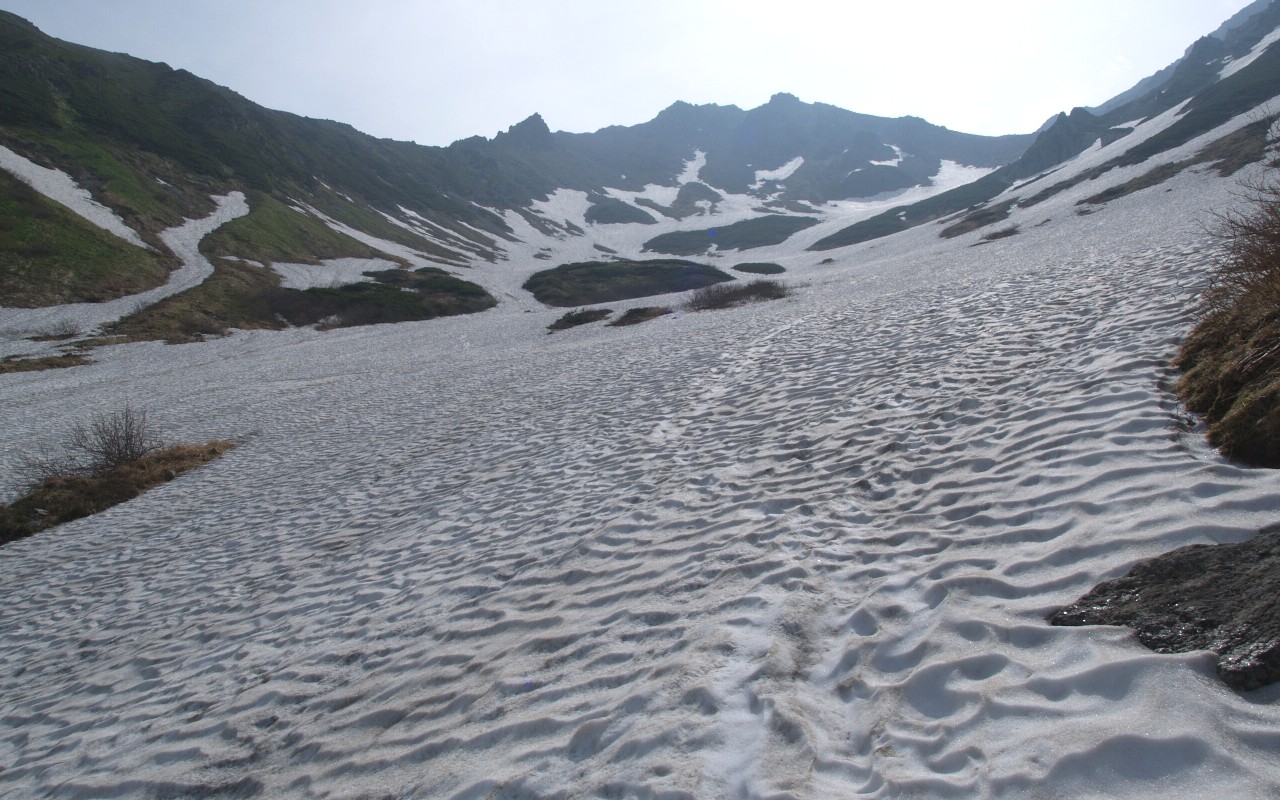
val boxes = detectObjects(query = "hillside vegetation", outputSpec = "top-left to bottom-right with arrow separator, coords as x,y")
524,259 -> 732,306
643,215 -> 820,255
1177,164 -> 1280,466
0,169 -> 178,306
109,263 -> 495,343
0,9 -> 508,300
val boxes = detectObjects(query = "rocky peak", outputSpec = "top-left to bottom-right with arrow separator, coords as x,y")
494,112 -> 553,147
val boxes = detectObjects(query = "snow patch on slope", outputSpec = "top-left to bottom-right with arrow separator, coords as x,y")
0,144 -> 152,250
605,183 -> 680,206
775,160 -> 996,254
598,151 -> 711,209
870,145 -> 905,167
267,258 -> 395,290
678,149 -> 708,184
1220,25 -> 1280,79
529,189 -> 593,230
753,156 -> 805,187
0,192 -> 247,348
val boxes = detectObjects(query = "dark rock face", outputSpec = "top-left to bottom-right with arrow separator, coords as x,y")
1049,527 -> 1280,691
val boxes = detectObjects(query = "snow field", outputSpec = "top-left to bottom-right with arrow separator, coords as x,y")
4,90 -> 1280,797
2,159 -> 1280,797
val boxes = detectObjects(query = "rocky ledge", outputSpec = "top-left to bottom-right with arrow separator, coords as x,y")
1049,526 -> 1280,691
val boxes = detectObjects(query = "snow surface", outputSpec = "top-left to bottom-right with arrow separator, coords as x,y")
0,145 -> 152,250
3,115 -> 1280,800
752,156 -> 805,186
0,192 -> 247,349
870,145 -> 905,167
1219,26 -> 1280,79
266,257 -> 395,290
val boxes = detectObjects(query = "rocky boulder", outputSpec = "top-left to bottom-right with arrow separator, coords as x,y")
1049,526 -> 1280,691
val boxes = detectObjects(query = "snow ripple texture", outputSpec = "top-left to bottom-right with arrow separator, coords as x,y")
3,199 -> 1280,796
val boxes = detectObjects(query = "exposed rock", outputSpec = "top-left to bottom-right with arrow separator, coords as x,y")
1049,526 -> 1280,691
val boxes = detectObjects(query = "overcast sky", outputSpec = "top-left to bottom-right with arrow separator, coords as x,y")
0,0 -> 1260,146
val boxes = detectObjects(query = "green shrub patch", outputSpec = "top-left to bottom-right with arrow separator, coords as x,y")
732,262 -> 786,275
524,259 -> 731,307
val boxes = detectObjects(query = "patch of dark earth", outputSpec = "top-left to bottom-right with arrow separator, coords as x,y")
1050,525 -> 1280,691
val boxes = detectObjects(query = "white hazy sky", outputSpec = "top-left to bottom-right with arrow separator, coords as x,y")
0,0 -> 1260,146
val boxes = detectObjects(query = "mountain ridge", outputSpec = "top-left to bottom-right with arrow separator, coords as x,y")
808,0 -> 1280,251
1,4 -> 1277,337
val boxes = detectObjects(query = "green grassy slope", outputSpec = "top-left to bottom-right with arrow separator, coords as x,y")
0,169 -> 176,306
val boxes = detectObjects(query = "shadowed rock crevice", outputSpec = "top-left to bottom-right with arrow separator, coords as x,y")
1049,526 -> 1280,691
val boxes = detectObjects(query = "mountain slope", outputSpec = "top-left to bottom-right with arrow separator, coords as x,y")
810,0 -> 1280,251
5,6 -> 1280,798
2,4 -> 1276,354
0,10 -> 509,303
3,127 -> 1279,800
0,9 -> 1037,317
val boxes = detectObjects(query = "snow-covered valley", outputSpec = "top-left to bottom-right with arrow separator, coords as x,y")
3,125 -> 1280,798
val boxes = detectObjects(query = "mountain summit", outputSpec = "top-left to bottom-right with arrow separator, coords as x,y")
494,112 -> 554,148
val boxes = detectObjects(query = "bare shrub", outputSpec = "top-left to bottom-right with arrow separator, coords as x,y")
1200,169 -> 1280,319
979,225 -> 1020,242
19,404 -> 161,486
33,318 -> 83,340
1176,162 -> 1280,466
685,279 -> 789,311
16,438 -> 80,486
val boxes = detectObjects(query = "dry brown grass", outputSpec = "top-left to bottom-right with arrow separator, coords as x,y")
1,441 -> 235,546
1176,165 -> 1280,466
547,308 -> 612,332
0,353 -> 93,373
685,280 -> 789,311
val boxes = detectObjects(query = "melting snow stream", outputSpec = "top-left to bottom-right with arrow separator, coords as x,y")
3,183 -> 1280,798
